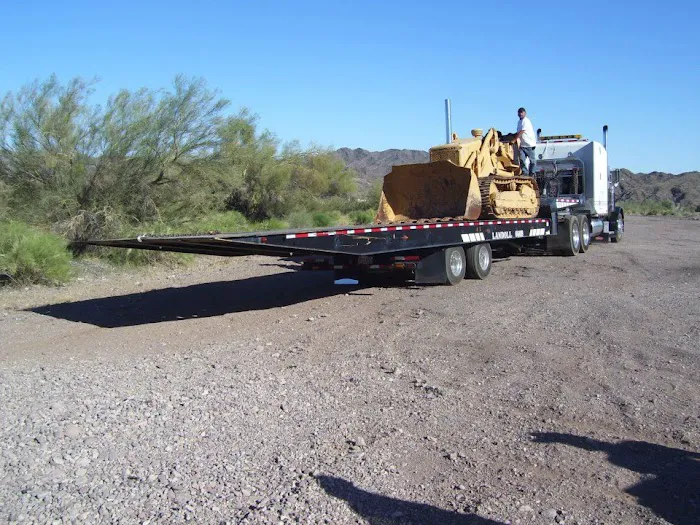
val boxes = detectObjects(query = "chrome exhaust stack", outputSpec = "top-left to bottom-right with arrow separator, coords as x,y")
603,125 -> 608,150
444,99 -> 452,144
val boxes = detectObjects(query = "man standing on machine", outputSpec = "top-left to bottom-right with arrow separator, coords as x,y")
514,107 -> 536,176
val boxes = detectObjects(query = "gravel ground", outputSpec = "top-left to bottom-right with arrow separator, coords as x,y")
0,215 -> 698,525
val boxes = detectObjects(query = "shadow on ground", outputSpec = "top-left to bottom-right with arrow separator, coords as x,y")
531,432 -> 700,525
29,271 -> 369,328
317,475 -> 505,525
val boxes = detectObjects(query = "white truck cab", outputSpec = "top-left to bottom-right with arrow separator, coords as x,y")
531,127 -> 624,246
534,136 -> 610,216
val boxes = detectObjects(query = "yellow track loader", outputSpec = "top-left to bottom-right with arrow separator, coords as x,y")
375,128 -> 539,223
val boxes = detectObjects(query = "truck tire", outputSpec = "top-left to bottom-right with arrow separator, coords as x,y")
578,215 -> 591,253
465,243 -> 492,280
611,213 -> 624,243
551,215 -> 580,256
444,246 -> 466,285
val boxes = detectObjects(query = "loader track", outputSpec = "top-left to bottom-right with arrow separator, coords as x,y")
479,174 -> 539,219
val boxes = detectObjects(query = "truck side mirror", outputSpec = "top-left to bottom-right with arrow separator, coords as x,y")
611,169 -> 621,187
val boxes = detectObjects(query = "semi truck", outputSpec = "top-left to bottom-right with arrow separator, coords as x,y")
85,126 -> 624,287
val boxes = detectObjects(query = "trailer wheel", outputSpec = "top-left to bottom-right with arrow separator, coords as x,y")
551,215 -> 580,256
611,213 -> 624,243
578,215 -> 591,253
465,243 -> 492,280
444,246 -> 466,285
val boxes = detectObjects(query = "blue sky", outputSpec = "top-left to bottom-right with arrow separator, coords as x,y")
2,0 -> 698,173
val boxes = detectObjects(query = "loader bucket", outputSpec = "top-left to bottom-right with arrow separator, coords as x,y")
375,160 -> 482,224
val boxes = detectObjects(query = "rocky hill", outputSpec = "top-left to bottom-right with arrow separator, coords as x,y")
336,148 -> 700,209
617,169 -> 700,209
335,147 -> 428,188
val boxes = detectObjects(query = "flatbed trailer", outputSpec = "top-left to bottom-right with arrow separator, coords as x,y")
85,214 -> 569,286
84,126 -> 625,286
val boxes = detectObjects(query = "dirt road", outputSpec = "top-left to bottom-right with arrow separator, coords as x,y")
1,215 -> 698,524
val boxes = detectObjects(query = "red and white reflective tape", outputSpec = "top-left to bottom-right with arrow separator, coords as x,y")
284,219 -> 549,240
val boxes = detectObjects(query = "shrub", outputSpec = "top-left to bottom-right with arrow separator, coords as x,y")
182,211 -> 250,234
181,211 -> 289,234
82,212 -> 289,266
254,218 -> 289,231
0,181 -> 9,221
366,179 -> 384,210
0,221 -> 72,285
88,220 -> 193,267
311,196 -> 373,214
286,211 -> 314,228
623,200 -> 694,217
312,211 -> 342,227
1,75 -> 369,258
349,209 -> 376,225
95,245 -> 192,267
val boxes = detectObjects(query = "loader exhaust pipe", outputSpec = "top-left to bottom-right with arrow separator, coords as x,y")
445,99 -> 452,144
603,125 -> 608,150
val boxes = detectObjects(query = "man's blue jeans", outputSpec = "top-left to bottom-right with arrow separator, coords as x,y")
519,146 -> 536,176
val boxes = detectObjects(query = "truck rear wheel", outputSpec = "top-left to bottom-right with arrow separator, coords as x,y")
465,243 -> 492,280
579,215 -> 591,253
444,246 -> 466,285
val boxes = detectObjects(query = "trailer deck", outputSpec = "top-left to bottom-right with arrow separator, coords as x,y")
84,217 -> 552,258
